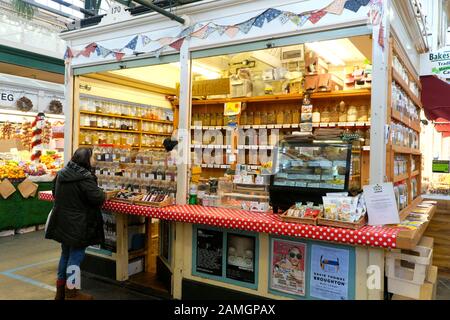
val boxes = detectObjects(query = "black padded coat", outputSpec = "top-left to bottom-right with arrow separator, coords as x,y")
45,161 -> 105,248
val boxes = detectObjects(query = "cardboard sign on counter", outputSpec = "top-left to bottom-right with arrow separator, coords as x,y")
17,179 -> 38,199
0,179 -> 16,199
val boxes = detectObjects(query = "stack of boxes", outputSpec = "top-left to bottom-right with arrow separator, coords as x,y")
386,236 -> 438,300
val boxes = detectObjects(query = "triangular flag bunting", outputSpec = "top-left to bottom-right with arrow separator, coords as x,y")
114,52 -> 125,61
309,10 -> 327,24
324,0 -> 346,15
178,25 -> 197,38
98,46 -> 112,58
169,37 -> 185,51
216,25 -> 228,36
158,37 -> 175,46
64,47 -> 73,60
279,12 -> 291,24
289,14 -> 301,26
191,24 -> 209,39
344,0 -> 362,13
264,8 -> 282,23
141,35 -> 149,47
225,26 -> 239,38
378,21 -> 385,49
125,35 -> 139,50
253,12 -> 267,28
237,17 -> 256,34
85,43 -> 97,54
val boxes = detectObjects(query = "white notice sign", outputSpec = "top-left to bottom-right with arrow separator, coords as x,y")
363,183 -> 400,225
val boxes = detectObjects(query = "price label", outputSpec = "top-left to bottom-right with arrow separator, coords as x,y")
320,123 -> 328,128
338,122 -> 346,127
356,122 -> 365,126
207,164 -> 213,168
313,123 -> 320,127
328,123 -> 336,127
275,125 -> 282,129
214,145 -> 221,149
282,124 -> 291,128
238,145 -> 244,149
346,122 -> 356,127
260,145 -> 267,150
292,124 -> 299,128
244,125 -> 251,129
267,125 -> 275,129
249,145 -> 257,150
120,156 -> 126,162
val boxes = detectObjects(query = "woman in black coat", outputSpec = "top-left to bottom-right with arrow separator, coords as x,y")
46,147 -> 106,300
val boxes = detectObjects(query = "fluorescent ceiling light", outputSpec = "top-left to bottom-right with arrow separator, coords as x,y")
306,42 -> 346,66
172,62 -> 221,80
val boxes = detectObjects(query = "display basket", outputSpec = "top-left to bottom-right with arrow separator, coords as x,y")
133,196 -> 174,208
317,214 -> 367,229
110,193 -> 142,204
280,213 -> 318,226
104,190 -> 119,199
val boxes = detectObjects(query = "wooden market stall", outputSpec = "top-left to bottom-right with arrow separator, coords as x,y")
46,0 -> 440,300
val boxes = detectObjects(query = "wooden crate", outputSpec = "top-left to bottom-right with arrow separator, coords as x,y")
280,214 -> 318,226
133,197 -> 173,207
388,265 -> 438,300
317,215 -> 367,230
386,236 -> 433,285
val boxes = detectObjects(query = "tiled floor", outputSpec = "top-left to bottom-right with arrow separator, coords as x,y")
1,230 -> 449,300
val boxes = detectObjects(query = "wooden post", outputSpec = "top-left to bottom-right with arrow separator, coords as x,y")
176,39 -> 192,205
115,213 -> 129,281
145,217 -> 152,273
355,247 -> 369,300
172,222 -> 185,299
368,248 -> 385,300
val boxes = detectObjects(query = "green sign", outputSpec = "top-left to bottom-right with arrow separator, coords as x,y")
432,160 -> 450,173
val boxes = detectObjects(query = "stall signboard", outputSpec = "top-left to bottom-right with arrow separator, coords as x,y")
432,160 -> 450,173
196,228 -> 223,277
0,87 -> 38,110
310,244 -> 350,300
421,46 -> 450,80
270,239 -> 306,297
226,233 -> 256,284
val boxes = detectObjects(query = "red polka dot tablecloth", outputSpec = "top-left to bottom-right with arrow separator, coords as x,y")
39,191 -> 399,249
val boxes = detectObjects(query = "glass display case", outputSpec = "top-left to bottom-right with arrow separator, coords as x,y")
269,137 -> 352,212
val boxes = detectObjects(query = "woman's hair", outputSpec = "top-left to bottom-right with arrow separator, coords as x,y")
71,147 -> 93,171
163,137 -> 178,152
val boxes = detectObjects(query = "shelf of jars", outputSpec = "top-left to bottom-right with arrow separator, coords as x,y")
79,110 -> 173,125
175,89 -> 372,106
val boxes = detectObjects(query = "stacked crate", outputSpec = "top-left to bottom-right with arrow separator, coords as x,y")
386,237 -> 438,300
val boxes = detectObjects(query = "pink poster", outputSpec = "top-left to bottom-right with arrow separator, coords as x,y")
270,239 -> 306,296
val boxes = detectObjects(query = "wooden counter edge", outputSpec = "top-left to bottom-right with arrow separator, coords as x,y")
396,205 -> 437,250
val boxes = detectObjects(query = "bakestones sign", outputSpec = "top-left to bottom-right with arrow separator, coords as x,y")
421,46 -> 450,80
310,244 -> 350,300
432,160 -> 450,173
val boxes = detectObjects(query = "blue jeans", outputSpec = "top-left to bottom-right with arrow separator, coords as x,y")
57,244 -> 86,281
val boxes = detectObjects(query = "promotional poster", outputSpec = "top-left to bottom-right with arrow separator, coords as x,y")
270,239 -> 306,296
310,244 -> 350,300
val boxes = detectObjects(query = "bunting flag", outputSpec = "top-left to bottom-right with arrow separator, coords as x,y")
265,8 -> 283,22
324,0 -> 346,15
309,10 -> 327,24
378,21 -> 385,49
344,0 -> 370,13
125,35 -> 139,50
63,47 -> 74,60
237,17 -> 256,34
252,12 -> 267,28
279,12 -> 291,24
169,37 -> 185,51
141,35 -> 151,46
225,26 -> 239,38
65,1 -> 374,63
216,25 -> 228,36
158,37 -> 175,46
154,47 -> 165,59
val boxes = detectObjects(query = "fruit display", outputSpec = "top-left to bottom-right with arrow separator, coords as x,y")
0,161 -> 26,179
22,163 -> 48,176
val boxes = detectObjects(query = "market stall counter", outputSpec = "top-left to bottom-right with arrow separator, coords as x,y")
39,191 -> 436,300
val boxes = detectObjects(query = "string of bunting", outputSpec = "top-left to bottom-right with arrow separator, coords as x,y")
64,0 -> 380,62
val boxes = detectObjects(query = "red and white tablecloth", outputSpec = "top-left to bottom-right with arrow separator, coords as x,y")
39,191 -> 399,249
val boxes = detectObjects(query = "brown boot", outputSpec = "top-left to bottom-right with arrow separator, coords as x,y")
55,280 -> 66,300
65,287 -> 94,300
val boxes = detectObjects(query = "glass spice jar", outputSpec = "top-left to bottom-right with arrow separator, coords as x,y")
248,112 -> 254,125
312,108 -> 321,123
203,113 -> 211,126
240,111 -> 247,126
210,112 -> 217,126
261,111 -> 268,125
321,106 -> 330,123
358,105 -> 369,122
254,112 -> 261,125
276,110 -> 284,124
268,111 -> 276,125
284,109 -> 292,124
292,109 -> 300,124
347,105 -> 358,122
338,101 -> 347,122
329,104 -> 339,123
216,113 -> 223,126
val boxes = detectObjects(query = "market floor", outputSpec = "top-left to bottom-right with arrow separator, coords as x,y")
1,230 -> 450,300
0,230 -> 157,300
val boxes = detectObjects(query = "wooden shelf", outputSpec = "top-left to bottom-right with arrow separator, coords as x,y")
391,109 -> 421,133
392,145 -> 421,155
397,199 -> 437,249
80,111 -> 173,124
175,89 -> 371,106
129,248 -> 148,260
393,173 -> 409,183
80,126 -> 141,134
411,170 -> 420,177
141,131 -> 172,136
191,122 -> 370,130
392,70 -> 423,108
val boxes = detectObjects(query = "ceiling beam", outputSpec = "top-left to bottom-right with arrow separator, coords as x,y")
131,0 -> 185,24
